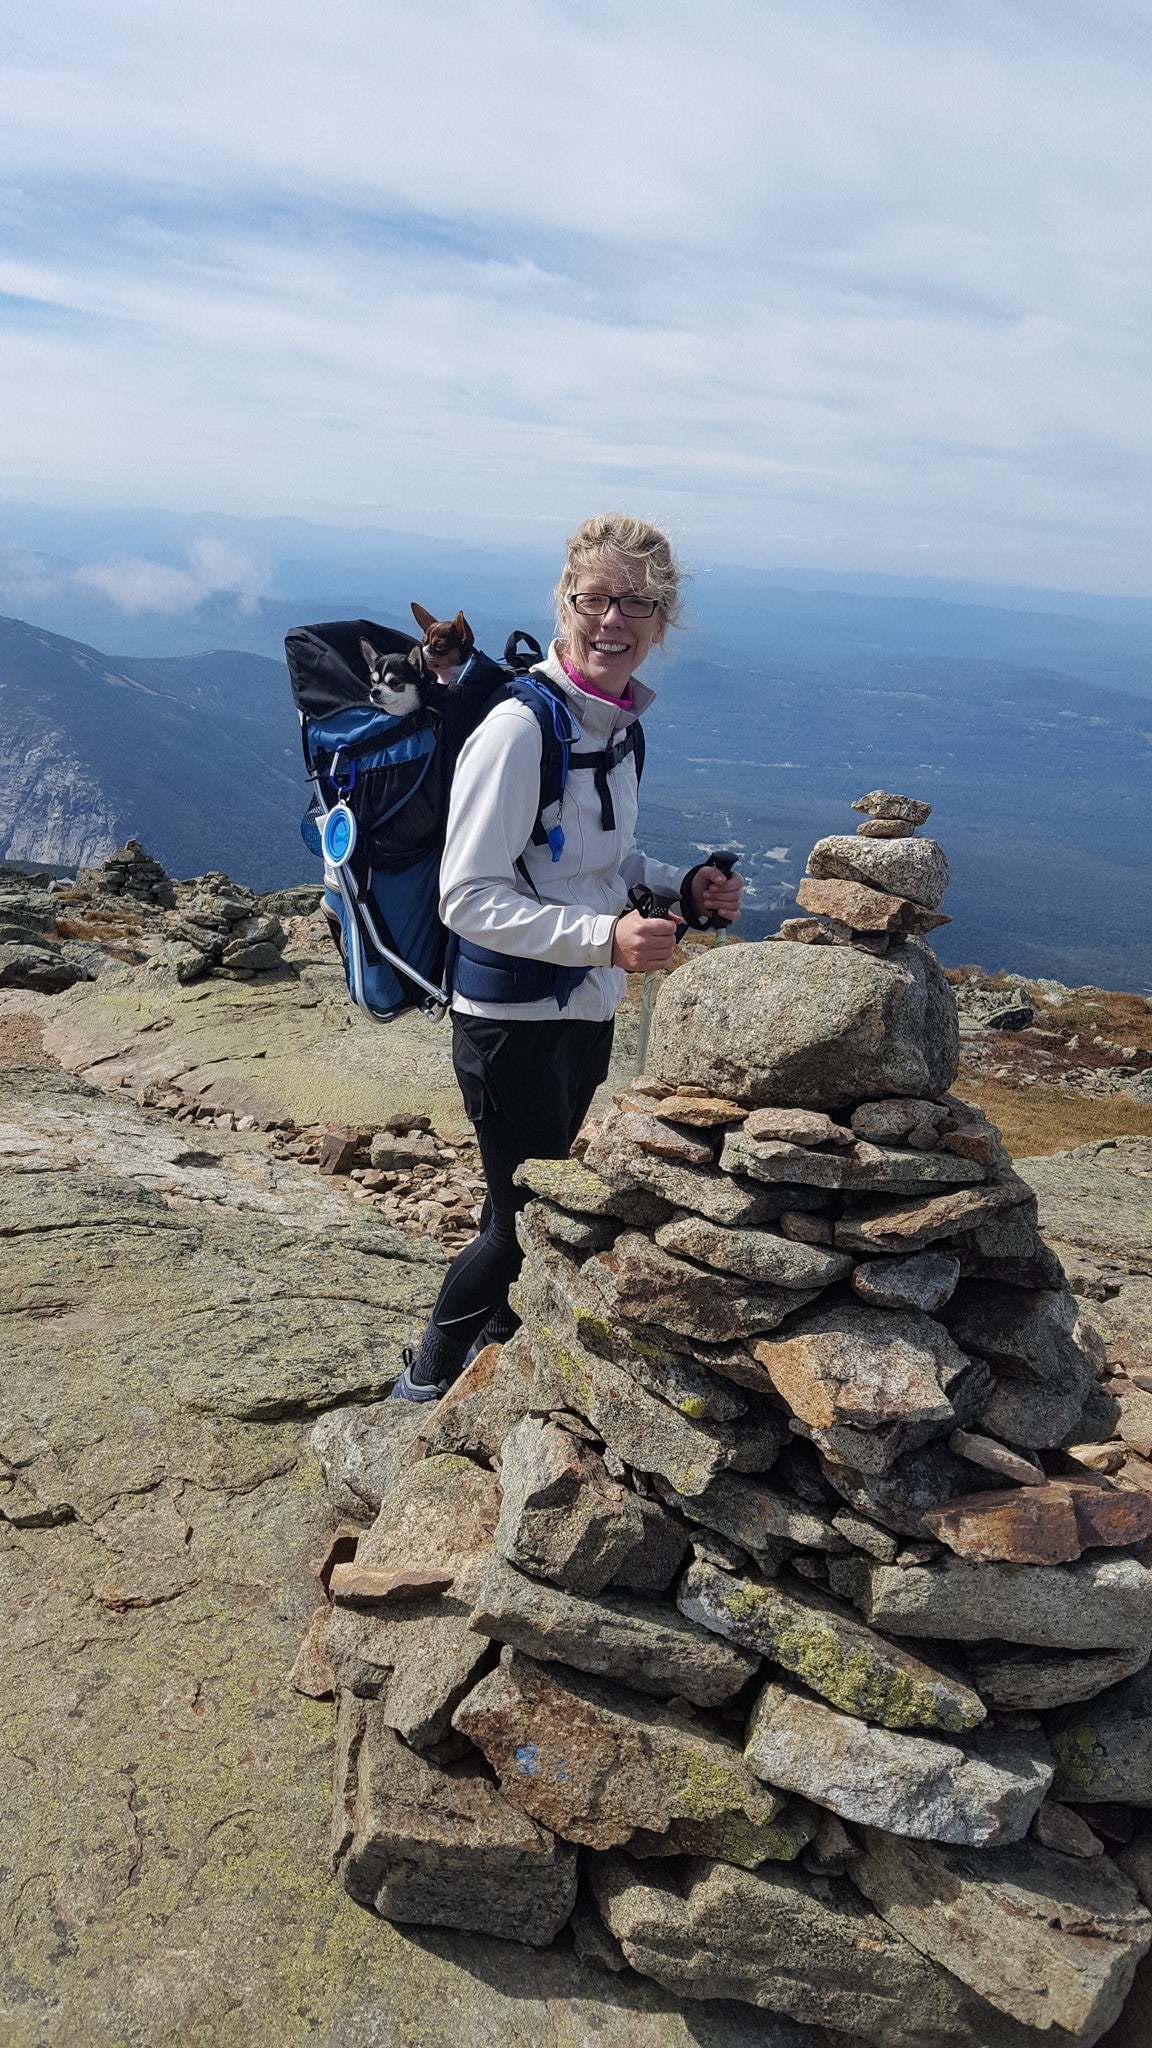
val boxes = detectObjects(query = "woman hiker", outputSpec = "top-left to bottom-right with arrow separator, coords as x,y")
390,513 -> 744,1403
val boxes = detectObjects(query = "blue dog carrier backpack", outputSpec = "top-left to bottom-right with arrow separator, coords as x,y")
286,619 -> 461,1021
285,617 -> 646,1023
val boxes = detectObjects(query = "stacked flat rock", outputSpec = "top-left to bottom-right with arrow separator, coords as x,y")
301,815 -> 1152,2047
159,871 -> 286,980
783,789 -> 950,956
76,836 -> 177,907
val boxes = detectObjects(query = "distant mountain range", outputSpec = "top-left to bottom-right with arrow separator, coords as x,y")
2,500 -> 1150,693
2,576 -> 1150,989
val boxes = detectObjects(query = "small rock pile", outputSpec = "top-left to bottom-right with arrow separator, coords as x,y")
270,1112 -> 486,1247
782,788 -> 948,954
157,869 -> 287,981
298,795 -> 1152,2048
76,834 -> 176,907
0,843 -> 308,990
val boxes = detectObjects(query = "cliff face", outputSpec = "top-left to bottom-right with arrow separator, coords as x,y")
0,714 -> 119,866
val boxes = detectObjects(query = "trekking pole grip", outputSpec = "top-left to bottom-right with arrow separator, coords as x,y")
704,849 -> 740,933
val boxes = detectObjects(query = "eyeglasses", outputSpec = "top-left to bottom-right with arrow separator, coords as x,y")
568,591 -> 660,619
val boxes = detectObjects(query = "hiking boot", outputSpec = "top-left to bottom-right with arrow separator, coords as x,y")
387,1347 -> 449,1404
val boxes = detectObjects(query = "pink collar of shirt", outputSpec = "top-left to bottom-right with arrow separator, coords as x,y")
559,650 -> 634,709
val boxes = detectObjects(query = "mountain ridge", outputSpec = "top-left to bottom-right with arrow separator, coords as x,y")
0,613 -> 307,883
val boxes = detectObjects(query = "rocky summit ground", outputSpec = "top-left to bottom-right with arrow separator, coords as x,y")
1,1052 -> 789,2048
4,1060 -> 1151,2048
3,854 -> 1152,2047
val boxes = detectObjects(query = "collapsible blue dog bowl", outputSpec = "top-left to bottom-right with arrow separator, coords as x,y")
321,803 -> 357,869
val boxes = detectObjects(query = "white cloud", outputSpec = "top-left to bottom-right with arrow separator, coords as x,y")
72,540 -> 268,613
0,535 -> 268,615
1,1 -> 1150,588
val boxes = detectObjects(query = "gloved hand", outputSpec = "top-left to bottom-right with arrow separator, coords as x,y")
690,861 -> 744,926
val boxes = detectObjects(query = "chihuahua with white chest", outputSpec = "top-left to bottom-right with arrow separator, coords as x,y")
359,640 -> 427,719
360,603 -> 476,718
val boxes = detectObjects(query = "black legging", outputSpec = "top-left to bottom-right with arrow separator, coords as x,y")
429,1012 -> 614,1346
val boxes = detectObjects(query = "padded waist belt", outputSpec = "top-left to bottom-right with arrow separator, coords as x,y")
449,935 -> 589,1012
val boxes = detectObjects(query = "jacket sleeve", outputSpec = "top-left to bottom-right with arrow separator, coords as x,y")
439,704 -> 618,965
618,845 -> 692,904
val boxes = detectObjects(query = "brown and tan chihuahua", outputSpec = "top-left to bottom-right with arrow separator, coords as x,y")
410,602 -> 475,684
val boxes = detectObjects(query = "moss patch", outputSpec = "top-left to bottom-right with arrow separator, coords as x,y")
1050,1719 -> 1120,1801
718,1581 -> 979,1731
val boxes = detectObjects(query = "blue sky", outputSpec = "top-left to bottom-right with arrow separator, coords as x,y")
2,0 -> 1151,594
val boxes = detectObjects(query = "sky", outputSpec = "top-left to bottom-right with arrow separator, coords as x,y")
1,0 -> 1151,595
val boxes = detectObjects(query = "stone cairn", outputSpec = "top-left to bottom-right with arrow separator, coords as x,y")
76,834 -> 176,907
300,794 -> 1152,2048
0,841 -> 301,991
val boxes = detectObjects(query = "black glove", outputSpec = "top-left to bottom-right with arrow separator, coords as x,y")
678,850 -> 740,932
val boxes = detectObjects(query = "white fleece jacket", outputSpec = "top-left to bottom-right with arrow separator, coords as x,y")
439,642 -> 689,1022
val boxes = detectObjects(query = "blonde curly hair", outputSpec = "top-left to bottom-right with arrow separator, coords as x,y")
553,514 -> 686,639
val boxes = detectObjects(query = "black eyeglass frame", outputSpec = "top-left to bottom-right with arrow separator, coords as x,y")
567,591 -> 661,619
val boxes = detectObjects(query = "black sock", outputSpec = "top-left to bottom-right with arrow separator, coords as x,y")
407,1321 -> 470,1388
475,1303 -> 520,1349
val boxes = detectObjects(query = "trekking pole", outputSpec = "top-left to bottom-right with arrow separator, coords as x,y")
628,883 -> 667,1077
635,970 -> 658,1075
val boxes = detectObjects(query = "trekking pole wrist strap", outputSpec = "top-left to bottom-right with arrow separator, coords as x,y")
678,863 -> 714,930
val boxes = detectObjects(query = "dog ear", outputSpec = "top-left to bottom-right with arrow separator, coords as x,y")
359,636 -> 380,672
453,611 -> 472,640
410,602 -> 435,632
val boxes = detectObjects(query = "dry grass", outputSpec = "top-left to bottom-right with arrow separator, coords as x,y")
53,913 -> 145,942
955,1067 -> 1152,1158
1031,987 -> 1152,1055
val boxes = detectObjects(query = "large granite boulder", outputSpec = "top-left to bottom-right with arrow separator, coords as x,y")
647,938 -> 958,1110
1018,1138 -> 1152,1280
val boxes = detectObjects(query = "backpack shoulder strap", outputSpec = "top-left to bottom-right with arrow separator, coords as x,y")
494,666 -> 644,871
502,672 -> 578,855
566,717 -> 645,833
